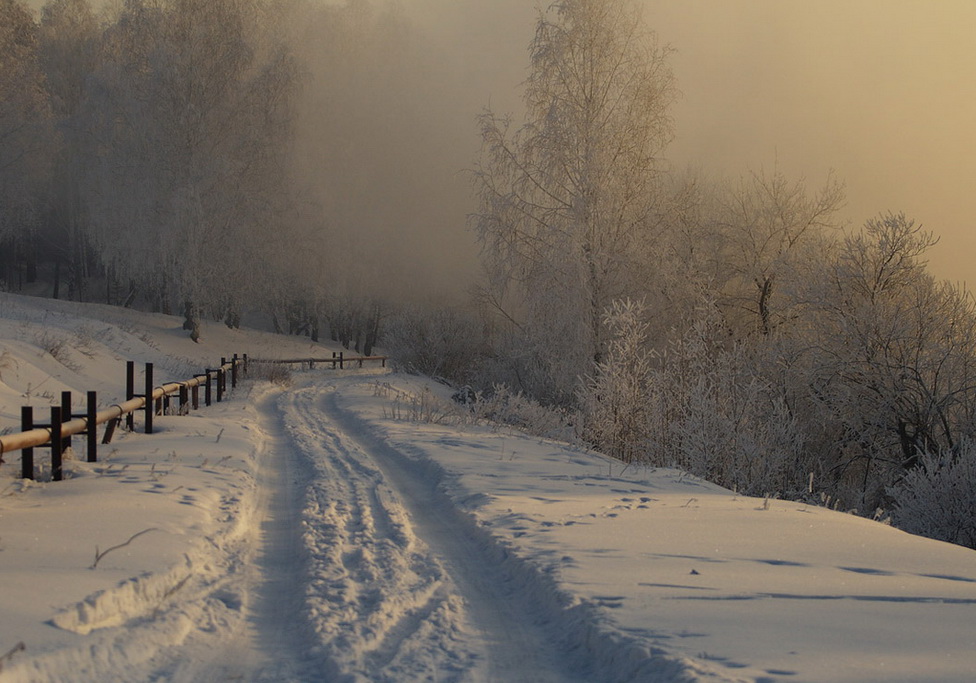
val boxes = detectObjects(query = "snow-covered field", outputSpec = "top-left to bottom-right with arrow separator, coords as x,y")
1,292 -> 974,682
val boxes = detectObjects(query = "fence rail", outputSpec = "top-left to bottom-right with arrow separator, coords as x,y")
249,352 -> 387,370
0,354 -> 246,481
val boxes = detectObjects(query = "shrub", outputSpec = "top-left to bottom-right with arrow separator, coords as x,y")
890,443 -> 976,549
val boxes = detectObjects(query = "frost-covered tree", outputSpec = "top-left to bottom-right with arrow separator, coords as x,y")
82,0 -> 298,328
716,168 -> 844,336
0,0 -> 54,284
891,442 -> 976,549
803,213 -> 976,507
578,299 -> 655,463
472,0 -> 676,404
37,0 -> 101,298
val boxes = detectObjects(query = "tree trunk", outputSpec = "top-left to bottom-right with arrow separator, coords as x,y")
364,307 -> 380,356
52,259 -> 61,299
183,300 -> 201,342
757,275 -> 774,336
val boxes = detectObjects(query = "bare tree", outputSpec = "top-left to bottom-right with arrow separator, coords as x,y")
38,0 -> 100,298
0,0 -> 54,285
716,168 -> 845,336
82,0 -> 298,328
472,0 -> 676,403
808,213 -> 976,507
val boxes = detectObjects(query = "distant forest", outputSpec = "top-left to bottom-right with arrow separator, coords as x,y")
3,0 -> 975,548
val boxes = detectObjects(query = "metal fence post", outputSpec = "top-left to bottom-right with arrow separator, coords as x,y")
145,362 -> 154,434
126,360 -> 135,431
61,391 -> 72,454
21,406 -> 33,481
218,358 -> 225,402
87,391 -> 97,462
51,406 -> 63,482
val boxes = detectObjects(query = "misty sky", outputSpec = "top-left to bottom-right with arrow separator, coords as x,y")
422,0 -> 974,285
642,0 -> 976,286
28,0 -> 974,285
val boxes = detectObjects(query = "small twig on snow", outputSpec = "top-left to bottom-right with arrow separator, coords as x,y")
0,641 -> 26,672
91,528 -> 159,569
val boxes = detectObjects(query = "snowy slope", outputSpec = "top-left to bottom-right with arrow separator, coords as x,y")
1,292 -> 975,682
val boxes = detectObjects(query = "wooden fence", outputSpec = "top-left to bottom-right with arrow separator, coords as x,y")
249,351 -> 387,370
0,354 -> 247,482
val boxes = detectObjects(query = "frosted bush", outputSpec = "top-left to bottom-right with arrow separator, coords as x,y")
578,300 -> 655,463
469,384 -> 573,440
890,443 -> 976,549
384,306 -> 485,384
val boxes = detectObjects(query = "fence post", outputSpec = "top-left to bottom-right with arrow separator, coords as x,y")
179,383 -> 188,415
205,371 -> 213,406
61,391 -> 72,454
339,352 -> 344,370
87,391 -> 97,462
126,360 -> 135,431
21,406 -> 33,481
218,358 -> 225,402
231,354 -> 238,388
193,376 -> 202,410
243,353 -> 248,376
102,418 -> 118,445
51,406 -> 63,482
145,362 -> 154,434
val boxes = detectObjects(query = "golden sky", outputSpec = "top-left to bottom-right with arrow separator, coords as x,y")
26,0 -> 976,285
644,0 -> 976,285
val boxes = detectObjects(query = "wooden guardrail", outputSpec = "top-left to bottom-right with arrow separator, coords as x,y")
0,354 -> 247,482
249,351 -> 387,370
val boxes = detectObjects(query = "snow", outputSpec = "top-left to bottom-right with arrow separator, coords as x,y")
1,291 -> 975,681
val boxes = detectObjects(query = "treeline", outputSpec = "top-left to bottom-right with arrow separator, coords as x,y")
387,0 -> 976,549
4,0 -> 975,548
0,0 -> 458,353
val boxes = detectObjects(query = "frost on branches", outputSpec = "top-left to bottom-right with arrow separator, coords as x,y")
892,442 -> 976,549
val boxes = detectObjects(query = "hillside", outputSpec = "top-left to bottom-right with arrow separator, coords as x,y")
0,292 -> 974,682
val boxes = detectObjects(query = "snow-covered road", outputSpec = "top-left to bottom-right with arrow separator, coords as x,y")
316,385 -> 593,682
234,380 -> 601,682
3,295 -> 976,683
123,375 -> 714,682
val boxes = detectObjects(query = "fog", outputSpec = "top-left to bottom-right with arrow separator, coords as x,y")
405,0 -> 975,285
643,0 -> 976,285
22,0 -> 975,288
14,0 -> 976,559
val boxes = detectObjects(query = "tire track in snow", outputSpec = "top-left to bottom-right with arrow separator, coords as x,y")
124,387 -> 330,683
283,383 -> 478,681
317,382 -> 596,683
245,387 -> 334,681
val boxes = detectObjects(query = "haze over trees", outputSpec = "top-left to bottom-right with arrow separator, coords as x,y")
2,0 -> 975,549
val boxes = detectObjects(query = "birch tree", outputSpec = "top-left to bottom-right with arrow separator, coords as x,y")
808,213 -> 976,507
38,0 -> 100,298
0,0 -> 54,284
717,168 -> 844,336
472,0 -> 675,403
83,0 -> 297,328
